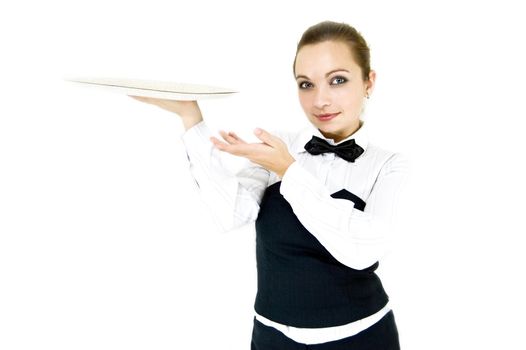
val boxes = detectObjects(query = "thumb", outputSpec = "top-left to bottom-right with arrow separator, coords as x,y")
254,128 -> 279,147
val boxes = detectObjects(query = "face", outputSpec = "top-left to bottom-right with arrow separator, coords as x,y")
294,40 -> 376,143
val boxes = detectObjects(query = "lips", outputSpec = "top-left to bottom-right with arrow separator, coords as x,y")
316,112 -> 340,121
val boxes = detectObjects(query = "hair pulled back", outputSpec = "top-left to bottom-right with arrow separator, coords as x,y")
293,21 -> 371,82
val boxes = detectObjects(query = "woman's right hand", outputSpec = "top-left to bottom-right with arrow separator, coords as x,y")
128,95 -> 203,130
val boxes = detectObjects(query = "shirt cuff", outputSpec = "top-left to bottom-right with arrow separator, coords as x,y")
180,120 -> 215,162
279,160 -> 313,201
180,119 -> 208,145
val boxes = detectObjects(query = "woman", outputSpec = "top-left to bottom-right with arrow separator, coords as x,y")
131,20 -> 409,350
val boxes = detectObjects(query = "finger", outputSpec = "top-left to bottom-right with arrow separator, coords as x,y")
129,95 -> 152,103
254,128 -> 280,148
228,131 -> 247,144
218,130 -> 240,145
210,136 -> 244,153
210,136 -> 259,157
210,137 -> 234,153
220,130 -> 246,145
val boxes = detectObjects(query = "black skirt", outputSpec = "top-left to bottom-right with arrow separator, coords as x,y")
250,310 -> 400,350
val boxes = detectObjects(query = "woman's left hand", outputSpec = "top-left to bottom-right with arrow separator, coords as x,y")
210,128 -> 296,178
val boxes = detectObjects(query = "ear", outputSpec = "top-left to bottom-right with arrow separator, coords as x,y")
366,69 -> 376,96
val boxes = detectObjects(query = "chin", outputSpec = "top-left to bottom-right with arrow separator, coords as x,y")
316,121 -> 338,130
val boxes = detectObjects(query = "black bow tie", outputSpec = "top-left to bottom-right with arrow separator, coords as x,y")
304,136 -> 364,162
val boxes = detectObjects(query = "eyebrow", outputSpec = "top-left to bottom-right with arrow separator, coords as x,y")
295,69 -> 350,80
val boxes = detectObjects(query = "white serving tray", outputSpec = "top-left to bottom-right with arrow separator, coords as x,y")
65,77 -> 238,100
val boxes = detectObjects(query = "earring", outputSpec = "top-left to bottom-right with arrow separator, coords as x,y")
365,92 -> 370,99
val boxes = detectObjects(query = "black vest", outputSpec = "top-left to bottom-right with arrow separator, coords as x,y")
254,181 -> 389,328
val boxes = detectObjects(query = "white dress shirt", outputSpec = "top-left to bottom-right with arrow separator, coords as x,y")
180,118 -> 410,345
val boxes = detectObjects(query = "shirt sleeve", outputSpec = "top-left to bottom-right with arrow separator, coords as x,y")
279,153 -> 411,270
180,120 -> 270,233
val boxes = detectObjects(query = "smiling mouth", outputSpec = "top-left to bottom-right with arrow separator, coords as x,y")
316,112 -> 340,121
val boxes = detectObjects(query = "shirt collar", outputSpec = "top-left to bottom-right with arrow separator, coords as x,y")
292,119 -> 369,155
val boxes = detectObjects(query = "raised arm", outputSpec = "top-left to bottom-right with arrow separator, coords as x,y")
128,96 -> 270,233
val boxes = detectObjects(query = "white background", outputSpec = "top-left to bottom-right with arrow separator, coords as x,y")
1,1 -> 525,349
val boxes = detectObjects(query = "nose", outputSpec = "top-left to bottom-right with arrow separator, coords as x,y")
313,85 -> 331,110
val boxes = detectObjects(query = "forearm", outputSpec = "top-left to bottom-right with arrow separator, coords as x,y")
279,154 -> 410,269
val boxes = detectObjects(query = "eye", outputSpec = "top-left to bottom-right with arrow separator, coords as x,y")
331,76 -> 347,85
298,81 -> 312,89
298,76 -> 347,89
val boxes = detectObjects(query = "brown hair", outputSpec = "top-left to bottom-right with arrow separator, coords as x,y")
292,20 -> 371,82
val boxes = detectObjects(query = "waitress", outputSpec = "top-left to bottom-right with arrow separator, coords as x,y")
131,20 -> 409,350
